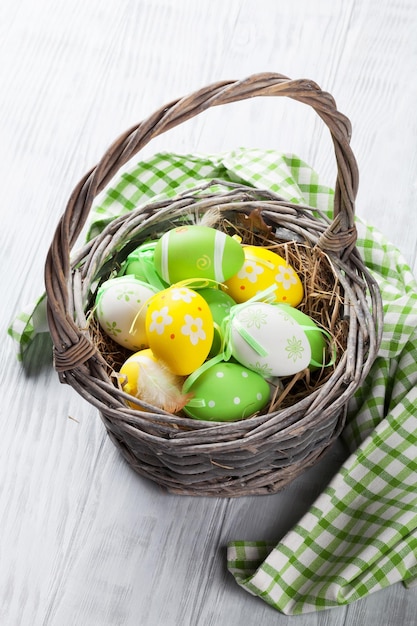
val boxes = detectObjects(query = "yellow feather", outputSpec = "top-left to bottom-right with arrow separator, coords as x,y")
131,356 -> 192,413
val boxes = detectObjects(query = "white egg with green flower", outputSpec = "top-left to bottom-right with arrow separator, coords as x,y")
228,301 -> 312,377
95,276 -> 158,351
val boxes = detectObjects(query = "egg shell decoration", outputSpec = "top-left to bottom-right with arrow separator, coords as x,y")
275,304 -> 327,368
120,241 -> 168,290
95,276 -> 159,351
223,245 -> 304,306
183,361 -> 270,422
198,287 -> 236,357
145,286 -> 214,375
229,301 -> 312,377
119,348 -> 191,413
153,225 -> 245,284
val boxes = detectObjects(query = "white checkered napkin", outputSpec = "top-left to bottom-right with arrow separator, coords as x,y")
10,149 -> 331,358
342,219 -> 417,451
220,148 -> 335,215
8,149 -> 417,613
227,219 -> 417,614
7,294 -> 48,362
87,152 -> 221,240
228,385 -> 417,613
86,148 -> 334,239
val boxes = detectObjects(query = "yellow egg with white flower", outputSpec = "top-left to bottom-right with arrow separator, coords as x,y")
145,286 -> 214,375
223,245 -> 303,306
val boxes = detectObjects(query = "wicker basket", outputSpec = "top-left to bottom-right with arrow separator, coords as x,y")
45,73 -> 383,497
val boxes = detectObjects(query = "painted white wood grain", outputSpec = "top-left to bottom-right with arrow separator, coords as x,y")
1,0 -> 417,624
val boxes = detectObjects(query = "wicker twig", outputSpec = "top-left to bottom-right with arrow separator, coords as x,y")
44,73 -> 383,496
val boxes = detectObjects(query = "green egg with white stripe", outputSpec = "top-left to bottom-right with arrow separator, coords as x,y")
153,225 -> 245,285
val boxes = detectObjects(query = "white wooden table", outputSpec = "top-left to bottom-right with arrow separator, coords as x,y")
2,1 -> 417,624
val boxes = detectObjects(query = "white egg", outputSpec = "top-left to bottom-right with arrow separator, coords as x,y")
95,276 -> 159,351
229,302 -> 311,377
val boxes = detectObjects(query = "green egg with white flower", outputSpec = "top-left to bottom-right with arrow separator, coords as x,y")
183,361 -> 270,421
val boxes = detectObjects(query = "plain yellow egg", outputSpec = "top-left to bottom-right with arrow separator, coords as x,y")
119,348 -> 190,413
119,348 -> 157,400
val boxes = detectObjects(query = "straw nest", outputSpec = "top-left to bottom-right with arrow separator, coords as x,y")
87,199 -> 349,415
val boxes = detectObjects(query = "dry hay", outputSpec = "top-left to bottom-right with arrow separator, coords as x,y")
87,209 -> 348,417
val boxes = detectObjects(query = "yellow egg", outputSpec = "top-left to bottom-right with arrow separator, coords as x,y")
119,348 -> 157,402
119,348 -> 190,413
145,286 -> 214,375
223,245 -> 304,306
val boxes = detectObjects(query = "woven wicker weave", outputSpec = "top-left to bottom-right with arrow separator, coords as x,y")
45,73 -> 383,496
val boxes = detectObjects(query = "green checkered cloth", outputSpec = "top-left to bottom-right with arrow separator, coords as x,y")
8,148 -> 417,613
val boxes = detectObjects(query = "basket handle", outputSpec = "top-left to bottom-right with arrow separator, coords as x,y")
45,72 -> 359,373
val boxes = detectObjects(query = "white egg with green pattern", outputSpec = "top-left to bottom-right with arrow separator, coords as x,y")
95,276 -> 159,351
229,301 -> 312,377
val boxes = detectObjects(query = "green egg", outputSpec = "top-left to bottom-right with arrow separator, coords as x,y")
119,241 -> 167,290
276,304 -> 327,368
183,361 -> 270,422
198,287 -> 236,357
153,225 -> 245,284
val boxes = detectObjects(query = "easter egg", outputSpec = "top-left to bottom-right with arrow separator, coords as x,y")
228,301 -> 311,377
120,241 -> 167,290
223,245 -> 303,306
198,287 -> 236,356
153,225 -> 245,284
119,348 -> 190,413
183,361 -> 270,421
145,286 -> 214,375
276,304 -> 327,368
95,276 -> 158,351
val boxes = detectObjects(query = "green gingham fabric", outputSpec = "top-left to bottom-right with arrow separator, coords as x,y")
8,148 -> 417,613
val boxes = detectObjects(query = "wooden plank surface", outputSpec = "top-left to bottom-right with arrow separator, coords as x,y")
2,1 -> 417,624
